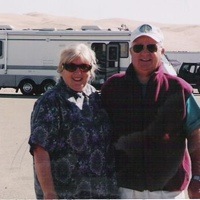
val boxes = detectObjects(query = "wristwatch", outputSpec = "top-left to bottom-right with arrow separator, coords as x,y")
192,175 -> 200,182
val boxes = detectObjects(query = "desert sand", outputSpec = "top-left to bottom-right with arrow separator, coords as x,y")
0,12 -> 199,52
0,90 -> 36,199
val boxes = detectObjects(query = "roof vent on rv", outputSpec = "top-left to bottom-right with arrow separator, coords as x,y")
81,25 -> 101,31
66,28 -> 74,30
32,28 -> 57,31
0,25 -> 14,30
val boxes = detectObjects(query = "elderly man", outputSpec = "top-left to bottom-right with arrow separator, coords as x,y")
101,24 -> 200,199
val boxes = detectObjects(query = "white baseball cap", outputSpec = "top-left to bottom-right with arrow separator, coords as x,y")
131,24 -> 164,43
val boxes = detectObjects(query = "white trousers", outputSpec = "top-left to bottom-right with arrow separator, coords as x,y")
119,187 -> 188,199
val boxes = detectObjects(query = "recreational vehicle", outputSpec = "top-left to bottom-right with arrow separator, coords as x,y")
0,26 -> 176,95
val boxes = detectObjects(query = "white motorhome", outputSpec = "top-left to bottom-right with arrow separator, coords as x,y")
0,26 -> 176,95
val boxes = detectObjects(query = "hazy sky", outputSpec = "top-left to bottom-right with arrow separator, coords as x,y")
0,0 -> 200,25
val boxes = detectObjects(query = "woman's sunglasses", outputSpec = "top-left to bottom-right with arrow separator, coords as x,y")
62,63 -> 92,72
131,44 -> 158,53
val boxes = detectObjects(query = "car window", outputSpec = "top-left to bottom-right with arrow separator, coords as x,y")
189,65 -> 195,73
182,64 -> 189,71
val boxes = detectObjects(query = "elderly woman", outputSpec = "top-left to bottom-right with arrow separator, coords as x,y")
29,43 -> 118,199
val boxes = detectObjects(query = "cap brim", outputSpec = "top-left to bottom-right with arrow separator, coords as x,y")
133,33 -> 161,43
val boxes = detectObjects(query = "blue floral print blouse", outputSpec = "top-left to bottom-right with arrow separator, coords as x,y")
29,78 -> 118,199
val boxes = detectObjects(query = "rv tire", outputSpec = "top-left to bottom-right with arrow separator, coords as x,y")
19,80 -> 35,95
41,80 -> 56,93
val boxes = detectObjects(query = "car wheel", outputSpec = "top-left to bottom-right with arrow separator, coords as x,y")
197,86 -> 200,94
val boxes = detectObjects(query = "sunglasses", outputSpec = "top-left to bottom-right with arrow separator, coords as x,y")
131,44 -> 158,53
62,63 -> 92,72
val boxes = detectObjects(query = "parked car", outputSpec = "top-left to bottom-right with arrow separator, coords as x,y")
178,62 -> 200,93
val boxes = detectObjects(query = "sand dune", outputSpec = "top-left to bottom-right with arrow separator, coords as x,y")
0,12 -> 199,51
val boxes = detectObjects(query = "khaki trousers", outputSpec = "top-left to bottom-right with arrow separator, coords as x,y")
119,187 -> 188,199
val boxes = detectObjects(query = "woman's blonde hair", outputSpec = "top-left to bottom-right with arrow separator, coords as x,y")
57,43 -> 98,80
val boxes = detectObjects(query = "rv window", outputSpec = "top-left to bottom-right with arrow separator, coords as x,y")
119,42 -> 129,58
91,43 -> 106,68
108,46 -> 118,60
109,42 -> 129,58
0,41 -> 2,57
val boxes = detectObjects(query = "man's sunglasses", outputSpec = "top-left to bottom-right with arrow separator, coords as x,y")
131,44 -> 158,53
62,63 -> 92,72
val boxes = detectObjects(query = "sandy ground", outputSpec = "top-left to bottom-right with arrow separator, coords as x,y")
0,88 -> 199,199
0,89 -> 36,199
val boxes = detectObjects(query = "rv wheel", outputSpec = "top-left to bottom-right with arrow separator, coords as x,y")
20,80 -> 35,95
41,80 -> 56,93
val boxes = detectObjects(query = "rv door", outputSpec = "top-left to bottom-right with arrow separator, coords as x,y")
0,40 -> 5,74
106,43 -> 120,79
91,43 -> 120,89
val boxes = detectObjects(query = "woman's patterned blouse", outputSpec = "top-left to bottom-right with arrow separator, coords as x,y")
29,78 -> 118,199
